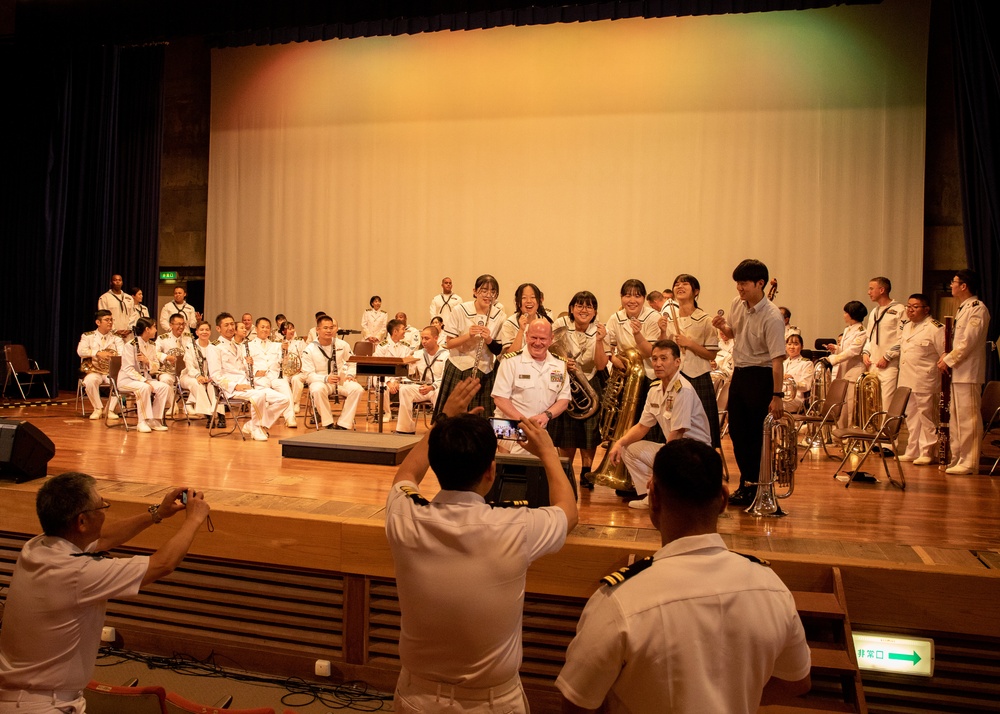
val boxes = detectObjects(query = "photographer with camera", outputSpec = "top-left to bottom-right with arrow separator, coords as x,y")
0,475 -> 210,713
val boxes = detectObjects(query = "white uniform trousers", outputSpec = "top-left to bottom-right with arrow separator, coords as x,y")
622,440 -> 663,497
396,384 -> 438,433
870,365 -> 898,413
0,690 -> 85,713
309,379 -> 364,429
117,375 -> 171,423
903,390 -> 938,460
82,372 -> 112,412
185,376 -> 218,416
394,669 -> 528,714
289,373 -> 306,414
234,386 -> 289,430
255,376 -> 294,421
949,383 -> 983,472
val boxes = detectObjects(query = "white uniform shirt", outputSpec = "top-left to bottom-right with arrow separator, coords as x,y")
862,301 -> 903,365
401,326 -> 421,352
300,339 -> 356,384
943,296 -> 991,384
729,296 -> 786,368
374,336 -> 414,360
827,323 -> 866,381
76,330 -> 124,362
385,482 -> 567,688
247,337 -> 283,380
637,372 -> 712,445
491,350 -> 571,418
552,315 -> 605,381
782,355 -> 815,402
663,307 -> 720,379
429,292 -> 462,319
185,341 -> 213,380
97,290 -> 135,333
121,337 -> 159,383
898,318 -> 945,393
406,348 -> 449,388
0,535 -> 149,692
128,303 -> 151,330
606,306 -> 660,379
556,533 -> 811,714
361,309 -> 388,342
155,332 -> 192,366
443,301 -> 507,373
158,301 -> 198,333
207,335 -> 252,396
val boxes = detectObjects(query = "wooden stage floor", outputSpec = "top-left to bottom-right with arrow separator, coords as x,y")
3,393 -> 999,572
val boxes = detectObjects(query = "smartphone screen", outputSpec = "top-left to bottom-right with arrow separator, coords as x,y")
489,417 -> 524,441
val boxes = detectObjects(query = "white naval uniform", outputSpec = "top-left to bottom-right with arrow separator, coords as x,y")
374,337 -> 414,417
782,355 -> 814,414
827,322 -> 866,427
862,301 -> 903,410
184,340 -> 219,416
155,332 -> 193,387
281,337 -> 308,414
158,300 -> 198,334
300,339 -> 364,429
207,336 -> 289,433
942,296 -> 991,472
248,337 -> 295,423
622,372 -> 712,497
491,349 -> 571,455
401,326 -> 421,352
97,290 -> 135,334
128,303 -> 151,330
77,330 -> 125,413
898,317 -> 945,461
605,306 -> 661,380
396,348 -> 449,433
118,337 -> 172,424
429,292 -> 462,320
361,309 -> 388,342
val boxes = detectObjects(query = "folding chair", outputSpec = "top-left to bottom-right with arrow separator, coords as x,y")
106,356 -> 139,432
165,691 -> 274,714
209,385 -> 250,439
832,387 -> 911,490
3,344 -> 51,399
792,378 -> 848,462
84,680 -> 167,714
980,381 -> 1000,476
76,374 -> 110,416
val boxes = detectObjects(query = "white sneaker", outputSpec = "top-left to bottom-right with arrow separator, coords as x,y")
242,423 -> 253,436
286,417 -> 297,428
293,405 -> 301,415
945,465 -> 973,475
913,456 -> 934,465
106,411 -> 120,421
628,496 -> 650,510
382,413 -> 392,423
148,420 -> 168,432
137,421 -> 152,433
251,426 -> 268,441
896,455 -> 916,462
90,410 -> 103,420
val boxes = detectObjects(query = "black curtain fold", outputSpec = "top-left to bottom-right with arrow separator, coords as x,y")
951,0 -> 999,380
0,44 -> 163,394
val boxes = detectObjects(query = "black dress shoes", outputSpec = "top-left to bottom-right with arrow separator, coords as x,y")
728,488 -> 756,507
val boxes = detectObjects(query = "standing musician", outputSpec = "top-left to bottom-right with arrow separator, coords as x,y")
430,316 -> 447,346
548,291 -> 608,490
937,270 -> 991,475
821,301 -> 868,428
248,317 -> 297,428
712,259 -> 786,508
97,274 -> 135,338
158,286 -> 198,334
185,320 -> 222,428
429,276 -> 462,320
279,321 -> 307,416
659,274 -> 721,449
207,312 -> 289,441
897,294 -> 945,465
118,317 -> 172,433
362,296 -> 388,344
374,319 -> 417,424
300,315 -> 365,431
77,310 -> 125,421
782,334 -> 814,414
500,283 -> 552,355
127,287 -> 151,330
862,277 -> 903,410
155,313 -> 192,388
433,274 -> 507,422
394,326 -> 450,435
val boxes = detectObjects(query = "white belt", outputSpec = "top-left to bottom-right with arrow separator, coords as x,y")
401,669 -> 521,702
0,690 -> 82,703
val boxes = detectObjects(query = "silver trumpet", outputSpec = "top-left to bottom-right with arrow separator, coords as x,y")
747,412 -> 797,517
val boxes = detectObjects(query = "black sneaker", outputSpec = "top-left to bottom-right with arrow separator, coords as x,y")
615,488 -> 637,498
728,488 -> 756,507
216,415 -> 226,429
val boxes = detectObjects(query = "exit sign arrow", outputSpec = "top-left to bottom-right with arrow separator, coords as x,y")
888,651 -> 922,665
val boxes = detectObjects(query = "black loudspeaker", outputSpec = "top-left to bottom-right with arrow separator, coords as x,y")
0,419 -> 55,483
486,453 -> 577,508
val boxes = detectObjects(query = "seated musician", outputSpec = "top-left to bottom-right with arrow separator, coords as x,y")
300,316 -> 364,430
184,320 -> 223,428
395,312 -> 422,351
207,312 -> 290,441
248,317 -> 297,428
394,326 -> 449,435
118,317 -> 173,433
279,321 -> 307,416
155,313 -> 192,388
77,310 -> 124,421
781,333 -> 813,414
374,319 -> 416,424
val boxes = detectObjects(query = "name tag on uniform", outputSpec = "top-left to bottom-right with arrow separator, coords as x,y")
518,374 -> 531,380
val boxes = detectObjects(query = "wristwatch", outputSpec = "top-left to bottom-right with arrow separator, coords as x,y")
148,504 -> 163,524
544,410 -> 554,420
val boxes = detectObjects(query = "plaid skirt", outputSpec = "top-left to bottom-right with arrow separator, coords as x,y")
682,370 -> 721,448
431,360 -> 497,423
549,372 -> 606,450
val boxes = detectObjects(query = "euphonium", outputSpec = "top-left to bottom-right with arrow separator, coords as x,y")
747,412 -> 797,517
781,375 -> 798,401
812,359 -> 831,411
588,348 -> 646,491
854,372 -> 882,430
549,324 -> 599,420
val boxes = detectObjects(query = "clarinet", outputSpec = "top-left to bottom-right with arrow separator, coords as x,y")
135,339 -> 148,380
937,316 -> 954,470
244,342 -> 255,388
195,343 -> 213,402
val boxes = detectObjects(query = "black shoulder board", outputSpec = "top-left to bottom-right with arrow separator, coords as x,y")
601,555 -> 654,587
71,550 -> 112,560
399,484 -> 429,506
378,339 -> 389,347
211,339 -> 220,346
972,301 -> 980,307
489,500 -> 529,508
732,550 -> 770,567
931,319 -> 943,328
501,350 -> 522,360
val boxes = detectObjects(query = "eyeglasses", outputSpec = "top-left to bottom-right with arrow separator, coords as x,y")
475,289 -> 498,299
905,304 -> 928,311
79,501 -> 111,515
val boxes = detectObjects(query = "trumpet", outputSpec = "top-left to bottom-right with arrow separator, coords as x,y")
747,412 -> 797,517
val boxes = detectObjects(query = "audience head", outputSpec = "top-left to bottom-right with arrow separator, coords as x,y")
428,414 -> 496,491
37,472 -> 99,538
650,439 -> 726,531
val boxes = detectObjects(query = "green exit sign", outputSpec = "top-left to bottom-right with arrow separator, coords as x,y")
852,631 -> 934,677
159,271 -> 178,281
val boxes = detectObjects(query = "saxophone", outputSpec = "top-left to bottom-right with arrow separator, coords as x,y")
588,348 -> 646,490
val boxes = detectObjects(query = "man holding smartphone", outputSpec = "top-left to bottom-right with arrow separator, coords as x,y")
0,474 -> 210,712
385,377 -> 578,713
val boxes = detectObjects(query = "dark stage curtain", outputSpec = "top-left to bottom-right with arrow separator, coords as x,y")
0,44 -> 163,394
951,0 -> 999,379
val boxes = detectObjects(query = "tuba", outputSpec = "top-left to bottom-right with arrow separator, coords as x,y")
747,412 -> 797,517
588,348 -> 646,491
854,372 -> 882,430
549,324 -> 600,420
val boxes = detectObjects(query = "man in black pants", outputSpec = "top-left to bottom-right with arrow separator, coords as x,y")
712,259 -> 786,507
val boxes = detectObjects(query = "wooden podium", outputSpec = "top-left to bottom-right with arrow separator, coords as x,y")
349,356 -> 409,433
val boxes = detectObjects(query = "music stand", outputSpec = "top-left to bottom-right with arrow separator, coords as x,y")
350,356 -> 408,433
